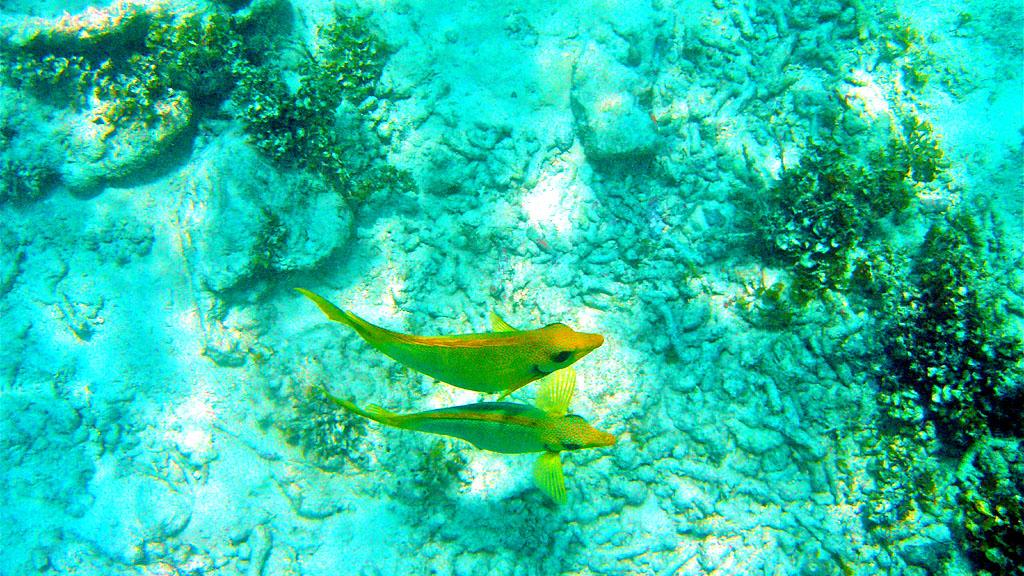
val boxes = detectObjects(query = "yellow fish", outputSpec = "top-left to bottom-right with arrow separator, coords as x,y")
295,288 -> 604,397
320,367 -> 615,504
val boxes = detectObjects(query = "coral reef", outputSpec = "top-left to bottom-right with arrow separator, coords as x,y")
82,218 -> 155,266
1,5 -> 241,118
0,4 -> 240,192
404,440 -> 468,502
861,208 -> 1024,572
0,88 -> 62,203
309,9 -> 391,105
0,155 -> 56,204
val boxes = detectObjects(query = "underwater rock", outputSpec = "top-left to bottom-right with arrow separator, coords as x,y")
571,43 -> 657,161
178,133 -> 353,293
897,521 -> 952,572
247,524 -> 273,576
0,1 -> 156,49
61,92 -> 193,193
45,540 -> 115,574
82,217 -> 155,266
730,419 -> 785,455
134,478 -> 192,538
272,465 -> 349,519
676,299 -> 712,333
77,474 -> 192,565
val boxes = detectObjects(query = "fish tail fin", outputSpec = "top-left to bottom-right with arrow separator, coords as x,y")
295,288 -> 364,331
365,404 -> 402,427
318,385 -> 398,427
317,385 -> 362,414
295,288 -> 388,345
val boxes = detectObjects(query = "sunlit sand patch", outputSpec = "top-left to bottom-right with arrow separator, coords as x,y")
377,261 -> 409,317
843,69 -> 893,119
349,222 -> 410,318
575,306 -> 602,332
424,385 -> 478,411
523,171 -> 575,234
522,147 -> 590,236
165,390 -> 217,462
463,453 -> 519,499
576,353 -> 633,417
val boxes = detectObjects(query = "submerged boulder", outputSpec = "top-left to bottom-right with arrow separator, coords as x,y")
62,92 -> 194,193
178,133 -> 352,293
571,43 -> 657,161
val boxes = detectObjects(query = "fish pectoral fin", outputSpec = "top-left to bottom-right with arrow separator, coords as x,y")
495,383 -> 526,401
489,311 -> 518,332
534,367 -> 576,417
533,451 -> 567,505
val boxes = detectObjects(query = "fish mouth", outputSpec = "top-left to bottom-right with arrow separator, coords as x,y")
579,332 -> 605,354
599,431 -> 617,447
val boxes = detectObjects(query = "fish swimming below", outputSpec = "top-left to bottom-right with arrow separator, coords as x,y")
320,367 -> 616,504
296,288 -> 604,397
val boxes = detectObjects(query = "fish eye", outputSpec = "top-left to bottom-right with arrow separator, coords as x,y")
552,350 -> 572,363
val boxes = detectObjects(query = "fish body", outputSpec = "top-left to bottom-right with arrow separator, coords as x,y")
320,367 -> 615,503
333,398 -> 614,455
296,288 -> 604,396
385,402 -> 552,454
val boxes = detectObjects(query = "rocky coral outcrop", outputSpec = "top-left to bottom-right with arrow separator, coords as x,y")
61,92 -> 193,192
177,133 -> 353,293
571,42 -> 657,161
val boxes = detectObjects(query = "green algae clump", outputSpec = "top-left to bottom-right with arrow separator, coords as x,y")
749,116 -> 945,299
233,9 -> 392,184
278,384 -> 368,472
870,211 -> 1023,574
883,212 -> 1023,451
956,438 -> 1024,575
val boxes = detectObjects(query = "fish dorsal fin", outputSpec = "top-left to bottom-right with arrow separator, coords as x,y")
490,311 -> 518,332
535,367 -> 576,417
533,451 -> 566,505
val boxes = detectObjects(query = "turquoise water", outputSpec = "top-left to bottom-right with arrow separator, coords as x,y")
1,1 -> 1021,574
